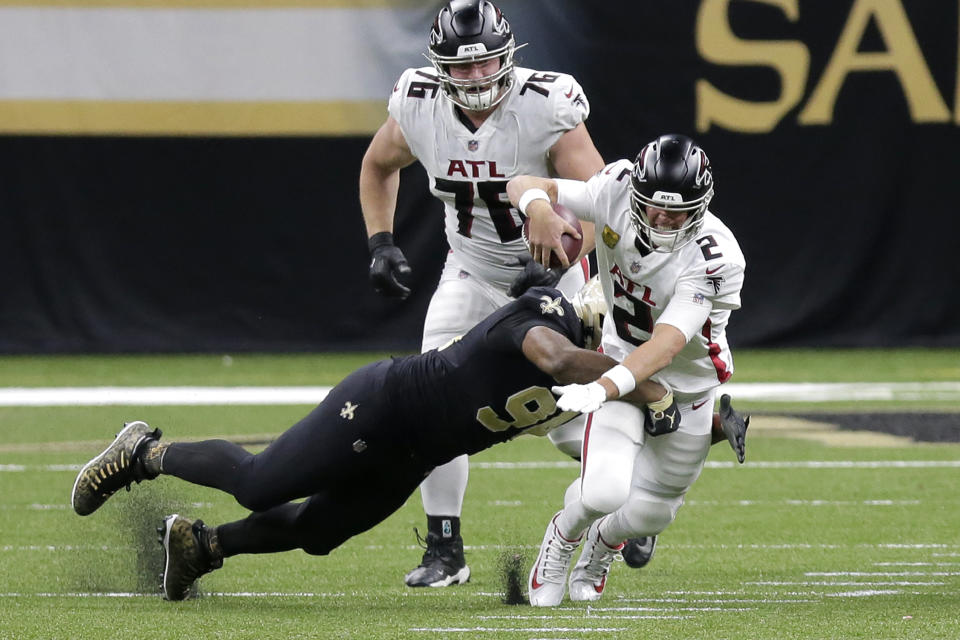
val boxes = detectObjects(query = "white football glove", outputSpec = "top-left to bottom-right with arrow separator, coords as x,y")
551,382 -> 607,414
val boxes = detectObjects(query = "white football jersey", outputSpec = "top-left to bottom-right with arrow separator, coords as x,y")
389,65 -> 591,290
557,160 -> 746,395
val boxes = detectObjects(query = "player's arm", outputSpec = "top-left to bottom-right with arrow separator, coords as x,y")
551,322 -> 688,415
521,325 -> 668,406
506,176 -> 577,269
359,116 -> 418,298
548,122 -> 603,260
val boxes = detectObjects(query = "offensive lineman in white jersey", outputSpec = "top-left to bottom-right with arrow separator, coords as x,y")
359,0 -> 634,588
508,134 -> 747,606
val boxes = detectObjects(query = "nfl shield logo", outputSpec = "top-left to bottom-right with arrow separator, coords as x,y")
630,261 -> 641,274
468,140 -> 479,152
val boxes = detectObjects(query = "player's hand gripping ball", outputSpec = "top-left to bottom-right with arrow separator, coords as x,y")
521,203 -> 583,270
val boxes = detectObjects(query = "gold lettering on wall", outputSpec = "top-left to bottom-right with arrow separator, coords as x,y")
799,0 -> 949,124
696,0 -> 809,133
695,0 -> 953,132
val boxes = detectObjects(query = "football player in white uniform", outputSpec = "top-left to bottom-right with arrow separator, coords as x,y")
359,0 -> 610,588
508,133 -> 747,606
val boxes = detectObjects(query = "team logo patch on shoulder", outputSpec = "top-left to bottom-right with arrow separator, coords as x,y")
602,225 -> 620,249
340,401 -> 358,420
539,295 -> 565,316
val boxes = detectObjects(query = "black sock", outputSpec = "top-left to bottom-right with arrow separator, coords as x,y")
427,515 -> 460,540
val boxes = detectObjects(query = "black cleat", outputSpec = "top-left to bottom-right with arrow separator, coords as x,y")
719,394 -> 750,464
159,514 -> 223,601
71,421 -> 161,516
404,531 -> 471,587
621,536 -> 657,569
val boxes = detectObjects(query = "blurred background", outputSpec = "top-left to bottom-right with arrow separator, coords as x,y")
1,0 -> 958,354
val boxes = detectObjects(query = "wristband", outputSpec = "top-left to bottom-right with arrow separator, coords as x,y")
647,388 -> 674,413
518,188 -> 550,214
368,231 -> 395,254
602,364 -> 636,397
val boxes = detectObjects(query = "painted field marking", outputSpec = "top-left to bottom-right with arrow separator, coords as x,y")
0,386 -> 332,406
22,459 -> 959,473
0,381 -> 958,406
806,571 -> 960,577
686,499 -> 922,506
408,628 -> 626,634
746,581 -> 945,586
874,562 -> 960,566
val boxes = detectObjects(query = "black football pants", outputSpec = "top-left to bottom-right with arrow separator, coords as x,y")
160,360 -> 431,556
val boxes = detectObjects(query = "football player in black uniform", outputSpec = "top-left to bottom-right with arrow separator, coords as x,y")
71,281 -> 748,600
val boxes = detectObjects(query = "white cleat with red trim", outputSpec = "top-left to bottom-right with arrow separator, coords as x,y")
568,517 -> 624,602
528,511 -> 582,607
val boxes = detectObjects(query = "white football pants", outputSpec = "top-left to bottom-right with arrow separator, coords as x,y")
556,390 -> 715,541
419,251 -> 588,517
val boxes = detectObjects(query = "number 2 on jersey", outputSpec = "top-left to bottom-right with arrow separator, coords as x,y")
434,179 -> 523,243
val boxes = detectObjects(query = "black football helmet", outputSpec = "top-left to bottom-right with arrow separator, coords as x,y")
426,0 -> 524,111
630,134 -> 714,253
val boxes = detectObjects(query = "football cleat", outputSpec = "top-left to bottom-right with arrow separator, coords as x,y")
158,514 -> 223,601
621,535 -> 657,569
719,394 -> 751,464
404,531 -> 471,587
528,511 -> 582,607
71,421 -> 162,516
568,518 -> 623,602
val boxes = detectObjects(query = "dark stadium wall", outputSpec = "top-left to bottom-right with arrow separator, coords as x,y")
2,0 -> 959,353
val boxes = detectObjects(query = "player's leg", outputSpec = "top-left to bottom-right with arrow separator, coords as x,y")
568,392 -> 714,602
160,458 -> 431,600
152,361 -> 427,600
73,361 -> 397,517
529,402 -> 642,606
407,263 -> 508,587
164,361 -> 403,508
559,401 -> 644,536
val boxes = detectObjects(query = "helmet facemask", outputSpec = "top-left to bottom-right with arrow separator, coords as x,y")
426,41 -> 520,111
629,188 -> 711,253
426,1 -> 524,112
571,276 -> 606,350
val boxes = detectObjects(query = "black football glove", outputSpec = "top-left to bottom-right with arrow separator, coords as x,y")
719,393 -> 750,464
507,254 -> 562,298
368,231 -> 411,299
644,390 -> 681,436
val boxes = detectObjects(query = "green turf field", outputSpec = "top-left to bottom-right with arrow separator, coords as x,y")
0,350 -> 958,639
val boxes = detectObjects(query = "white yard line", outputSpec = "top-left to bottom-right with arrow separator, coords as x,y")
0,386 -> 332,406
8,460 -> 960,473
0,381 -> 958,406
408,628 -> 626,633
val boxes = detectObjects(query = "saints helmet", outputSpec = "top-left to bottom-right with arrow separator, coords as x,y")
630,134 -> 714,253
426,0 -> 523,111
571,276 -> 606,350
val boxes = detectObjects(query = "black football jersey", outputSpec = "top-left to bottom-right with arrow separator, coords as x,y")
387,287 -> 586,466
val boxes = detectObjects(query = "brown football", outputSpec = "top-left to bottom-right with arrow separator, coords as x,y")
521,203 -> 583,269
